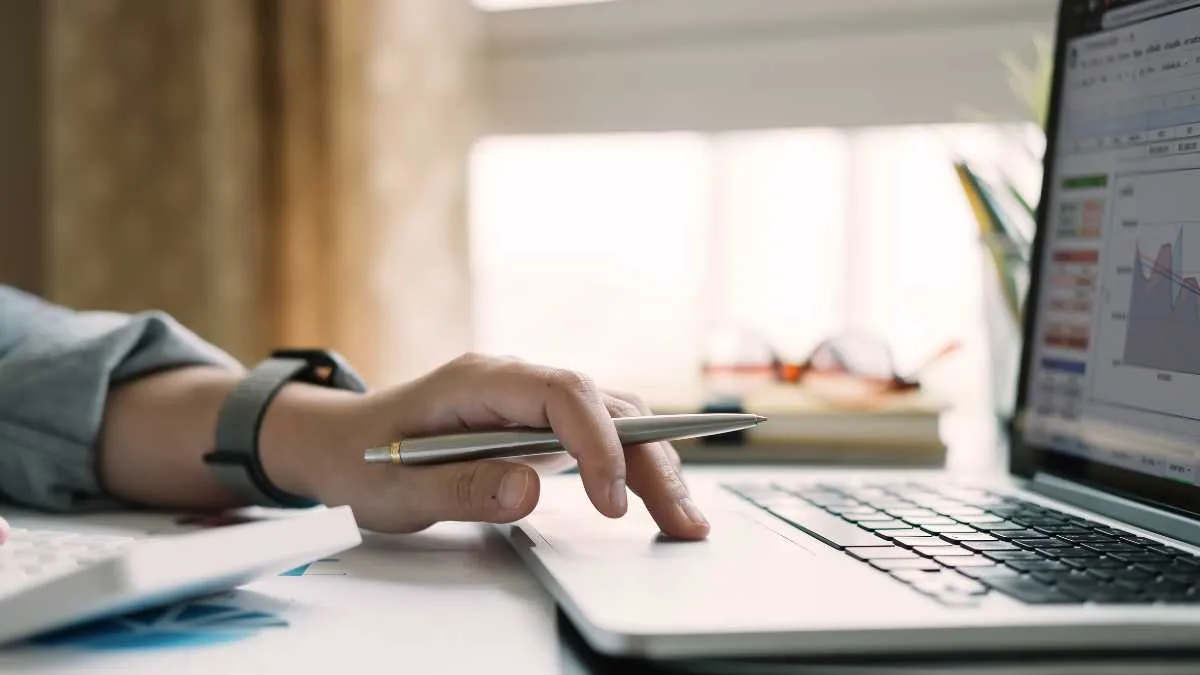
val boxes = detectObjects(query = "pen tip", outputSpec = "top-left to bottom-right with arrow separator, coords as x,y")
754,415 -> 768,424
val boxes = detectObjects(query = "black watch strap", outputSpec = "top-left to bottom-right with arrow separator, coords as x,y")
205,358 -> 316,508
203,351 -> 366,508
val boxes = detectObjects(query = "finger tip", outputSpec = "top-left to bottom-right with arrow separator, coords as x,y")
602,504 -> 627,519
522,472 -> 541,511
657,524 -> 709,541
510,466 -> 542,516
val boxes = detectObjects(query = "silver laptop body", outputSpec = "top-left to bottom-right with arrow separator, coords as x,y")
502,0 -> 1200,659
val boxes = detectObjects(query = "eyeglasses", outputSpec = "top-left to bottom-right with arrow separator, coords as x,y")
774,333 -> 959,402
703,332 -> 959,404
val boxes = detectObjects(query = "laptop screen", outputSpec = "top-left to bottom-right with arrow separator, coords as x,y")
1016,0 -> 1200,515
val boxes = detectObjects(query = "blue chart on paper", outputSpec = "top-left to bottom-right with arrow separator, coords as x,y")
279,557 -> 346,577
34,595 -> 288,651
33,558 -> 348,651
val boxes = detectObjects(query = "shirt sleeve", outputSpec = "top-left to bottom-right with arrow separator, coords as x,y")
0,285 -> 242,512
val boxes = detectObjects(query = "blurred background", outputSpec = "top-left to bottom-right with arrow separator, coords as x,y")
0,0 -> 1055,417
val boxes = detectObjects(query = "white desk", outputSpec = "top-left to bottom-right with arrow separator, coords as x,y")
0,511 -> 573,674
5,418 -> 1187,675
0,462 -> 977,675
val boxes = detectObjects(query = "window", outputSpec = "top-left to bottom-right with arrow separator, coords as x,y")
469,0 -> 1053,409
470,124 -> 1043,407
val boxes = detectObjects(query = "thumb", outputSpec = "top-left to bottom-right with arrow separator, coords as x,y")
408,461 -> 540,524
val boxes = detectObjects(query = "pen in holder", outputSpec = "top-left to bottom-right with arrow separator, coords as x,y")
955,161 -> 1032,433
981,242 -> 1025,429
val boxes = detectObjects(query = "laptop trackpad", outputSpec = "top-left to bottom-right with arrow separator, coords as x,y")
526,484 -> 812,560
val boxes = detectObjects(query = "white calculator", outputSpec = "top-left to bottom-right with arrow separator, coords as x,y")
0,506 -> 361,646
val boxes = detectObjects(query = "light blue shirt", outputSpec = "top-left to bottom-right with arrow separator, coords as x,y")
0,286 -> 237,512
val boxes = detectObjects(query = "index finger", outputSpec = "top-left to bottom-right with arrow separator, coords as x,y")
451,358 -> 628,518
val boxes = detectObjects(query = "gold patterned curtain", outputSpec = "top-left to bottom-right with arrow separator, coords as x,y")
45,0 -> 477,385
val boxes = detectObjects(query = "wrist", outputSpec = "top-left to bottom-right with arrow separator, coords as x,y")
257,383 -> 372,502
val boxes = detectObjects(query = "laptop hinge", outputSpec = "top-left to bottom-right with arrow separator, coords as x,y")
1029,473 -> 1200,548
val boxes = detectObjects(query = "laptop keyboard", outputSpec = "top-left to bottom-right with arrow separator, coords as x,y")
725,481 -> 1200,607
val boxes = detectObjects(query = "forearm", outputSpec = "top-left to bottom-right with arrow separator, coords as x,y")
98,366 -> 367,510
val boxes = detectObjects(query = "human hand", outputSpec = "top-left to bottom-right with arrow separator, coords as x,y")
263,354 -> 709,539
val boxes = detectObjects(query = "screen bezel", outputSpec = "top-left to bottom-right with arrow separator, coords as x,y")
1010,0 -> 1200,520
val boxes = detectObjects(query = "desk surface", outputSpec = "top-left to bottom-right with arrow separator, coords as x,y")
3,417 -> 1191,674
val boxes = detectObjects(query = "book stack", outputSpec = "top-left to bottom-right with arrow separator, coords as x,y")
672,385 -> 947,467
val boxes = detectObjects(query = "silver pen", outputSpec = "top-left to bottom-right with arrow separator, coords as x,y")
362,413 -> 766,466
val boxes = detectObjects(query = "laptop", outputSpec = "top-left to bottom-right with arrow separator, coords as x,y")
499,0 -> 1200,659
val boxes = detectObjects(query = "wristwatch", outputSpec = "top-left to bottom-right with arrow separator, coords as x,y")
203,349 -> 368,508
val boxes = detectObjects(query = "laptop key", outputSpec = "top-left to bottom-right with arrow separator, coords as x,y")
1033,546 -> 1098,559
1055,580 -> 1149,603
1011,538 -> 1061,549
937,555 -> 997,568
1059,534 -> 1119,544
1161,590 -> 1200,604
1082,542 -> 1140,553
915,545 -> 974,557
953,515 -> 1004,525
893,536 -> 946,548
982,550 -> 1042,561
766,504 -> 891,549
922,524 -> 978,534
961,541 -> 1019,552
990,529 -> 1042,539
1108,551 -> 1172,564
942,532 -> 997,542
1083,568 -> 1119,582
858,519 -> 909,531
1147,546 -> 1183,556
1081,556 -> 1128,569
844,513 -> 898,523
1052,575 -> 1111,594
1033,525 -> 1092,536
1089,586 -> 1152,600
960,566 -> 1023,580
1108,567 -> 1156,582
885,508 -> 938,519
846,547 -> 918,561
1005,559 -> 1072,573
985,577 -> 1084,604
890,569 -> 946,583
875,528 -> 929,540
1012,517 -> 1066,528
1142,578 -> 1193,593
870,558 -> 944,572
912,573 -> 988,597
935,507 -> 988,517
825,506 -> 880,516
929,593 -> 987,607
973,521 -> 1023,532
1117,535 -> 1161,547
903,516 -> 958,526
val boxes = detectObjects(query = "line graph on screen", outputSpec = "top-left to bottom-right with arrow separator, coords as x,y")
1122,227 -> 1200,375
